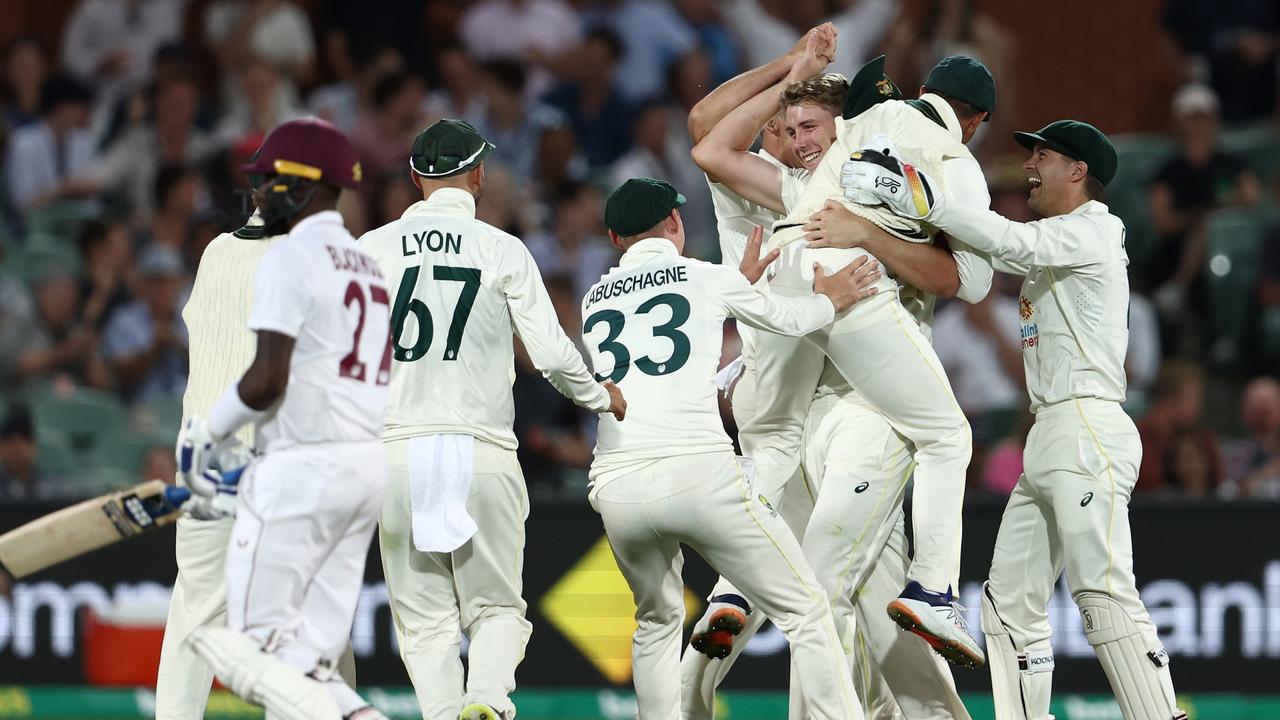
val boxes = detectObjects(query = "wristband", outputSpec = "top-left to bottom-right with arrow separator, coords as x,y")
208,384 -> 266,440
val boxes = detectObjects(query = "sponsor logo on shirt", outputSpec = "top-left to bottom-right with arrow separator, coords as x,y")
1019,295 -> 1039,349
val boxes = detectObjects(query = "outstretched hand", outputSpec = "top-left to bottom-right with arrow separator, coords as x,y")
787,23 -> 838,82
813,256 -> 881,312
738,225 -> 781,284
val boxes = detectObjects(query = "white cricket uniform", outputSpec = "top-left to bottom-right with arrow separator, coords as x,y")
223,211 -> 391,689
930,199 -> 1181,720
158,228 -> 279,720
745,95 -> 992,594
360,188 -> 610,720
582,237 -> 865,720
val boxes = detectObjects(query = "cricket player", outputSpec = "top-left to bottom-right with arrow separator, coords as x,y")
157,222 -> 356,714
692,25 -> 996,665
176,118 -> 391,720
584,177 -> 878,720
359,119 -> 625,720
684,47 -> 985,718
842,121 -> 1186,720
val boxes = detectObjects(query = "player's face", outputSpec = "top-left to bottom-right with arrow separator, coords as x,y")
1023,144 -> 1078,216
784,103 -> 838,172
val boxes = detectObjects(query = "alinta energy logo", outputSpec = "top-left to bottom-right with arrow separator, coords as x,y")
538,536 -> 703,683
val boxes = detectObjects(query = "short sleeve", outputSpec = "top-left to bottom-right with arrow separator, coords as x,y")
248,241 -> 311,337
780,167 -> 811,214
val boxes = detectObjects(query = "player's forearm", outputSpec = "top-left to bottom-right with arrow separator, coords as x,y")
860,233 -> 960,298
688,54 -> 795,143
529,338 -> 611,412
735,292 -> 836,338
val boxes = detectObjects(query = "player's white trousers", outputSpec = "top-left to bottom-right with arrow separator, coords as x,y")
984,399 -> 1179,720
379,437 -> 532,720
773,245 -> 971,593
802,392 -> 971,720
225,441 -> 386,673
155,516 -> 232,719
591,451 -> 864,720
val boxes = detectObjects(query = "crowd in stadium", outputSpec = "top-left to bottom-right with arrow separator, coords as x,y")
1,0 -> 1278,503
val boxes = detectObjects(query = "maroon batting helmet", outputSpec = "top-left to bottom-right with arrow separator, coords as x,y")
242,117 -> 362,190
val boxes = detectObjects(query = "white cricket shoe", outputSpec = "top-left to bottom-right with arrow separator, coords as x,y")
886,581 -> 985,669
689,593 -> 750,660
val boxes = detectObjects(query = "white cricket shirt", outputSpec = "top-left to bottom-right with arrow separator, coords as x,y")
248,211 -> 390,451
583,237 -> 835,482
181,229 -> 279,449
931,199 -> 1130,412
360,188 -> 610,449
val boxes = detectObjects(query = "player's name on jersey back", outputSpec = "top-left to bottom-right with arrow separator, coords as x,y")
586,265 -> 688,308
400,228 -> 463,257
325,245 -> 385,279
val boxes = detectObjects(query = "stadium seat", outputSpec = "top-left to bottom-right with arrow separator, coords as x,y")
1203,208 -> 1268,350
35,428 -> 79,478
80,467 -> 140,496
25,232 -> 79,253
1261,306 -> 1280,357
1219,126 -> 1280,183
32,388 -> 130,452
1107,135 -> 1175,268
89,430 -> 172,473
132,394 -> 184,438
23,200 -> 99,239
0,243 -> 83,287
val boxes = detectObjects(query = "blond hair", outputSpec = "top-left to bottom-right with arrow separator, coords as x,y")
780,73 -> 848,116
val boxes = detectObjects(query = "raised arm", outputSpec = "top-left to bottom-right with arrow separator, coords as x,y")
687,31 -> 809,143
691,24 -> 836,214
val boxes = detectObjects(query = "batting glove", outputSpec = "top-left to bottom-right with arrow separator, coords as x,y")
840,148 -> 940,221
176,418 -> 251,499
164,480 -> 240,521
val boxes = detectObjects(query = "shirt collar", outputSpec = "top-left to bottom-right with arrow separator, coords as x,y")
290,210 -> 345,236
1070,200 -> 1109,216
918,93 -> 964,142
619,237 -> 680,266
405,187 -> 477,219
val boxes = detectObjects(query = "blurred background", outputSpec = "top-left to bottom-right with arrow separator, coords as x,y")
0,0 -> 1277,718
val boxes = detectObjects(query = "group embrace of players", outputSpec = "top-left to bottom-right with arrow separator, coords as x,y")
155,20 -> 1186,720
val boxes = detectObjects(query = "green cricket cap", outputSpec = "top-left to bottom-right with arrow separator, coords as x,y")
604,178 -> 687,236
409,119 -> 495,178
842,55 -> 903,120
924,56 -> 996,120
1014,119 -> 1118,186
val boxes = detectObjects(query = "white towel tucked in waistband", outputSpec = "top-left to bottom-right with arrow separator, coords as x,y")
409,434 -> 477,553
714,356 -> 746,397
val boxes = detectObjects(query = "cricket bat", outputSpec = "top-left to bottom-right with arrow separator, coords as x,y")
0,480 -> 184,580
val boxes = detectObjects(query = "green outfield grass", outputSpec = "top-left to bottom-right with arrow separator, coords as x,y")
0,688 -> 1276,720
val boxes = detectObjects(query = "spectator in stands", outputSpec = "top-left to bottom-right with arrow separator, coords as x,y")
1161,0 -> 1279,125
583,0 -> 698,103
1,36 -> 49,129
513,274 -> 593,495
1147,84 -> 1261,344
673,0 -> 742,86
526,180 -> 617,299
1167,429 -> 1217,498
2,270 -> 111,395
370,168 -> 419,228
533,123 -> 587,196
1137,360 -> 1222,494
460,0 -> 581,99
351,70 -> 427,217
722,0 -> 897,74
472,165 -> 538,239
212,56 -> 304,152
423,44 -> 483,122
0,407 -> 71,502
101,245 -> 188,405
136,163 -> 207,270
542,27 -> 635,168
309,45 -> 406,134
472,59 -> 569,181
4,75 -> 97,213
140,443 -> 177,484
60,0 -> 185,136
1222,377 -> 1280,498
933,274 -> 1025,419
89,73 -> 214,225
205,0 -> 317,100
77,219 -> 134,331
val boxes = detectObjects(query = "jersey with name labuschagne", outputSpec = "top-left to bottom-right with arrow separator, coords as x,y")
247,211 -> 390,452
933,199 -> 1130,412
360,188 -> 609,450
181,228 -> 279,449
583,237 -> 835,479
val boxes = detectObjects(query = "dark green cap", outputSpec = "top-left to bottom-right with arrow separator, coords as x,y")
604,178 -> 686,236
1014,120 -> 1118,186
842,55 -> 903,120
924,56 -> 996,120
409,119 -> 495,178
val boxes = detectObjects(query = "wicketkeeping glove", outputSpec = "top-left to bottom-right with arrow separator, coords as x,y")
840,148 -> 940,221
